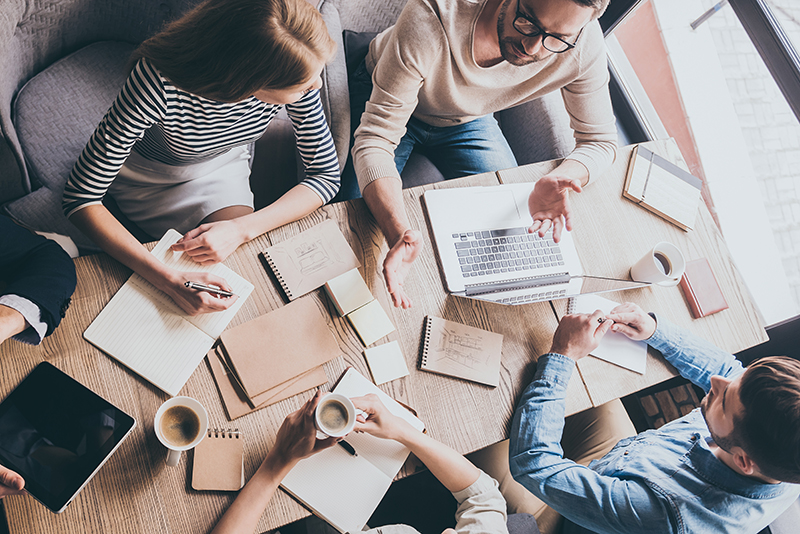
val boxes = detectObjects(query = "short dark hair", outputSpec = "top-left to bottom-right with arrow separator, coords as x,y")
568,0 -> 610,19
130,0 -> 336,102
735,356 -> 800,482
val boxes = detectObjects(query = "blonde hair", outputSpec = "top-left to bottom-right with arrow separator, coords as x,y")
130,0 -> 336,102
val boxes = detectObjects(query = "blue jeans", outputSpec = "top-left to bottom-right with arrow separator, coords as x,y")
335,59 -> 518,202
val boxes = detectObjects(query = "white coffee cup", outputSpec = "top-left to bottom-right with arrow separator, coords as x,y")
154,396 -> 209,467
630,241 -> 686,287
314,393 -> 356,439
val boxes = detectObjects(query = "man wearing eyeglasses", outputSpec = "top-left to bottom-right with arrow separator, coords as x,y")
349,0 -> 615,309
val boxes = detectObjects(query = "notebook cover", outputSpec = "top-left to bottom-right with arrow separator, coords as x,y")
261,220 -> 360,301
623,145 -> 702,231
192,429 -> 244,491
324,268 -> 374,316
206,350 -> 328,420
219,298 -> 340,398
419,316 -> 503,387
679,258 -> 729,318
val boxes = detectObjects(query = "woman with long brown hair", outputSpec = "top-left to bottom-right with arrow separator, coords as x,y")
64,0 -> 339,315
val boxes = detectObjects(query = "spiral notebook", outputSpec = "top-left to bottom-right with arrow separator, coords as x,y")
567,294 -> 647,374
192,428 -> 244,491
419,316 -> 503,387
260,220 -> 360,301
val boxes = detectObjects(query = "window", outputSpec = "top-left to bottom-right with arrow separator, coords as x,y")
607,0 -> 800,325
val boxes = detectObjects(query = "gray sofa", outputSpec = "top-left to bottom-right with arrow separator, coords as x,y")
0,0 -> 574,253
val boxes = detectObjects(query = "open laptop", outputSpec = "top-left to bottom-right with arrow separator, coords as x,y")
423,182 -> 649,305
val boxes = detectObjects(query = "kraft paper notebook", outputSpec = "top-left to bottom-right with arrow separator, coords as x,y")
281,368 -> 425,534
218,298 -> 340,399
261,220 -> 360,301
419,316 -> 503,387
207,346 -> 327,420
84,229 -> 254,396
623,145 -> 702,231
192,429 -> 244,491
567,294 -> 647,374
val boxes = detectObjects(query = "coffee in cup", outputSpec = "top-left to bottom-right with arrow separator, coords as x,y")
314,393 -> 356,438
159,405 -> 201,447
630,242 -> 685,287
154,396 -> 208,466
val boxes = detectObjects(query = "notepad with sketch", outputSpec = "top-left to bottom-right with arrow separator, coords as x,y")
261,220 -> 360,301
84,229 -> 254,396
280,368 -> 425,534
419,316 -> 503,387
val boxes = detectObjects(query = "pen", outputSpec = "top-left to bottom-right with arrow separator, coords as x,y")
338,440 -> 357,457
184,281 -> 235,298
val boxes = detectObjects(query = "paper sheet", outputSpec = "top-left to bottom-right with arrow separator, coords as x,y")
568,294 -> 647,374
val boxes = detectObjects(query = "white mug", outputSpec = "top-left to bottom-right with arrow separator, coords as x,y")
630,242 -> 686,287
154,396 -> 209,467
314,393 -> 356,439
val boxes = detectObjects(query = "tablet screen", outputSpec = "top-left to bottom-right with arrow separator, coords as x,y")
0,362 -> 135,513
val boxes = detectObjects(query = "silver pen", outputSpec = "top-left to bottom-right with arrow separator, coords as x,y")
184,281 -> 235,298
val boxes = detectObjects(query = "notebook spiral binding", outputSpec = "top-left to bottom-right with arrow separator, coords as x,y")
419,316 -> 433,368
207,428 -> 241,439
566,297 -> 577,315
261,251 -> 293,299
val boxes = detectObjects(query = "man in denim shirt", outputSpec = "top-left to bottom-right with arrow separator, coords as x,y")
510,302 -> 800,534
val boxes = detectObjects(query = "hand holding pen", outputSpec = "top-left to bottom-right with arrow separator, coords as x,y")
185,281 -> 236,298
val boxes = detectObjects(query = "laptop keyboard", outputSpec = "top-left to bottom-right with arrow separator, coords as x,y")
452,227 -> 564,278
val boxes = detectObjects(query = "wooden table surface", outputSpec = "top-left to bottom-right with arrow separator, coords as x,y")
0,141 -> 766,533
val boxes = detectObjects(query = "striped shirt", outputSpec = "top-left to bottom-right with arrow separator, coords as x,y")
63,58 -> 340,218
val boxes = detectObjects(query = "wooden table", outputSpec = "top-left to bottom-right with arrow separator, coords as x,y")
0,141 -> 766,533
497,139 -> 767,407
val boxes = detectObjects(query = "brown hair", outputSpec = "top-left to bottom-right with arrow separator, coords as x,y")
736,356 -> 800,482
130,0 -> 336,102
568,0 -> 610,19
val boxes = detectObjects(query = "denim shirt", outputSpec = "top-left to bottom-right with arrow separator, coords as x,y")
509,316 -> 800,534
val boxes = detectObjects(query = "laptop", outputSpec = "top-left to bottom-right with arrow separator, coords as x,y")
0,362 -> 136,513
423,183 -> 649,305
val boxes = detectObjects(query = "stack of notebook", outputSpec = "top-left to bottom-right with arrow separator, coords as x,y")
207,298 -> 341,420
324,268 -> 396,346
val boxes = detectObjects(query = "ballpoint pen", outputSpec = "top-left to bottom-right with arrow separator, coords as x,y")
184,281 -> 235,298
338,440 -> 357,457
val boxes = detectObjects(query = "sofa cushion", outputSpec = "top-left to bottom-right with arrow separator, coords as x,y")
7,40 -> 135,249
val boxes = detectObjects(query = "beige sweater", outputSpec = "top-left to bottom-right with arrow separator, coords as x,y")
363,471 -> 509,534
352,0 -> 617,190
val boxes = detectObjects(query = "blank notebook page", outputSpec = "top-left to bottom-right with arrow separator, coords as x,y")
84,230 -> 253,396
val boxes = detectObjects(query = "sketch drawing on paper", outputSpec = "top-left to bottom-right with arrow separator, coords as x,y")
432,328 -> 489,370
290,239 -> 335,276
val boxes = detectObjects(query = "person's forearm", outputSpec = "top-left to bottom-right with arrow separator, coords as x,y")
395,422 -> 480,493
509,353 -> 574,488
362,177 -> 410,246
646,314 -> 743,391
0,305 -> 27,344
236,185 -> 323,242
210,453 -> 294,534
69,205 -> 176,290
553,158 -> 591,187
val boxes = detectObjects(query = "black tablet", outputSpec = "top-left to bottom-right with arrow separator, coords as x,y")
0,362 -> 136,513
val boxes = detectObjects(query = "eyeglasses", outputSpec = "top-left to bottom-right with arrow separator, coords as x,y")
512,0 -> 582,53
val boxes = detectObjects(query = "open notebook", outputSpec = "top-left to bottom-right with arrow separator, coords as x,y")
281,368 -> 425,533
84,230 -> 254,396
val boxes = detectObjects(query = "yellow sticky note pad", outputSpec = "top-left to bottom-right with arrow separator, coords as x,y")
364,341 -> 409,385
347,299 -> 395,346
324,269 -> 374,316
